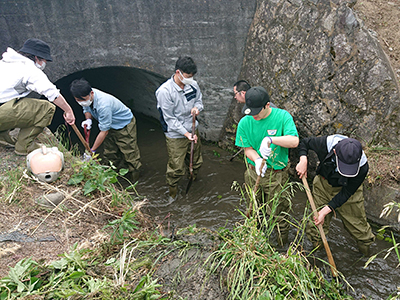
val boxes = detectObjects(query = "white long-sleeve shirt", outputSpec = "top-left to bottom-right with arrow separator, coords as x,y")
0,47 -> 60,103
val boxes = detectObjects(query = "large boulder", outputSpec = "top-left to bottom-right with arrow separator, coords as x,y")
220,0 -> 400,230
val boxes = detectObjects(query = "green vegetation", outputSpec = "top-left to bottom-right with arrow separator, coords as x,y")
207,181 -> 350,300
0,243 -> 166,299
1,145 -> 400,299
0,166 -> 24,203
68,156 -> 128,196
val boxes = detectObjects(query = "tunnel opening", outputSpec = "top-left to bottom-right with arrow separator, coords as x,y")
49,66 -> 168,151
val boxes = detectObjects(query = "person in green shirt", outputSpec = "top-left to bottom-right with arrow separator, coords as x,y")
235,86 -> 299,246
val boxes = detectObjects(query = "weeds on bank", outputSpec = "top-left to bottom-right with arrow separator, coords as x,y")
0,166 -> 25,203
206,180 -> 350,300
0,242 -> 166,299
68,157 -> 128,196
104,208 -> 139,244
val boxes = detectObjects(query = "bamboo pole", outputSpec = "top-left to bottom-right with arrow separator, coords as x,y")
302,176 -> 338,277
71,123 -> 92,153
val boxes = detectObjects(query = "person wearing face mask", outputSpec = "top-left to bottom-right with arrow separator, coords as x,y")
70,78 -> 142,183
0,38 -> 75,155
156,56 -> 204,199
235,86 -> 299,246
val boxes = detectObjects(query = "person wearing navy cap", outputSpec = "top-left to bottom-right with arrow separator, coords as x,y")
0,38 -> 75,155
235,86 -> 299,246
296,134 -> 375,256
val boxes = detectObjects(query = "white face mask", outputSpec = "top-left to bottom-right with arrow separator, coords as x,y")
179,70 -> 194,85
35,61 -> 46,70
78,98 -> 93,107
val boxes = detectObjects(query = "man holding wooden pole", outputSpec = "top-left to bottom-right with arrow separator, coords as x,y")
296,134 -> 375,256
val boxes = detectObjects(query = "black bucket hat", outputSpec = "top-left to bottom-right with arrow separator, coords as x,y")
242,86 -> 270,116
19,38 -> 53,61
335,138 -> 362,177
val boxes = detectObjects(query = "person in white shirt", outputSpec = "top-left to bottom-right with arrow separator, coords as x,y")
0,38 -> 75,155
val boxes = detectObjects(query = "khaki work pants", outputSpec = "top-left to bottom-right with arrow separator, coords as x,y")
306,175 -> 375,249
244,164 -> 291,236
165,129 -> 203,187
0,98 -> 55,153
103,117 -> 142,173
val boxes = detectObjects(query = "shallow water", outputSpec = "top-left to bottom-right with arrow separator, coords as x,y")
132,114 -> 399,300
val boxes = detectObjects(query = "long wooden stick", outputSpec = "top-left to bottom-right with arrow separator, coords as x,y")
229,148 -> 243,161
71,123 -> 91,153
302,176 -> 338,277
185,115 -> 196,194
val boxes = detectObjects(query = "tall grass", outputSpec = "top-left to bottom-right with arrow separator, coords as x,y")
0,167 -> 25,203
206,180 -> 351,300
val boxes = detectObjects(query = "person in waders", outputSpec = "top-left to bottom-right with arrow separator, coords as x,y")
235,86 -> 299,246
70,78 -> 142,183
296,135 -> 375,256
155,56 -> 203,199
0,38 -> 75,155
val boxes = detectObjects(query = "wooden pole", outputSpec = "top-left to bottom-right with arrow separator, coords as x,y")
185,115 -> 196,194
302,176 -> 338,277
71,123 -> 92,153
229,148 -> 243,161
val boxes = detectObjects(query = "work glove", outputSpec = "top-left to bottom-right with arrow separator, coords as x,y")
255,157 -> 267,177
83,152 -> 92,162
259,136 -> 272,159
81,119 -> 92,130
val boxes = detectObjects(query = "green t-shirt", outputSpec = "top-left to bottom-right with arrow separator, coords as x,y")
235,107 -> 298,169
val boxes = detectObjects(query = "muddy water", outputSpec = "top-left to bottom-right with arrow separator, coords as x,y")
134,114 -> 399,300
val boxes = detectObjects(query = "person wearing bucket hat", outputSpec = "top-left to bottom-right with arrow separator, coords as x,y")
296,134 -> 375,256
0,38 -> 75,155
235,86 -> 299,247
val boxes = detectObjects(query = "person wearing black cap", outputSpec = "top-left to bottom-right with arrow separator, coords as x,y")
0,38 -> 75,155
235,86 -> 299,246
296,134 -> 375,256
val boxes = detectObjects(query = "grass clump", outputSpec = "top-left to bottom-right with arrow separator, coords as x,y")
206,180 -> 351,300
0,242 -> 166,300
0,166 -> 25,203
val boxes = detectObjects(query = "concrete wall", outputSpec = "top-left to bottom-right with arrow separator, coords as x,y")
0,0 -> 257,141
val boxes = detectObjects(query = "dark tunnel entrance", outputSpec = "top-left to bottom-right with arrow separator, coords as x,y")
49,66 -> 167,151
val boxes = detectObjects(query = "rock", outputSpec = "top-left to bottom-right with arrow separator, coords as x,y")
220,0 -> 400,230
36,192 -> 64,208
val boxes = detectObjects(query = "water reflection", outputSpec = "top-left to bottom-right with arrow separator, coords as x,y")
135,114 -> 399,300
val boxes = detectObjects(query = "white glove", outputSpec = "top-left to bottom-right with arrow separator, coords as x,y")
83,152 -> 91,162
259,136 -> 272,159
81,119 -> 92,130
255,157 -> 267,177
